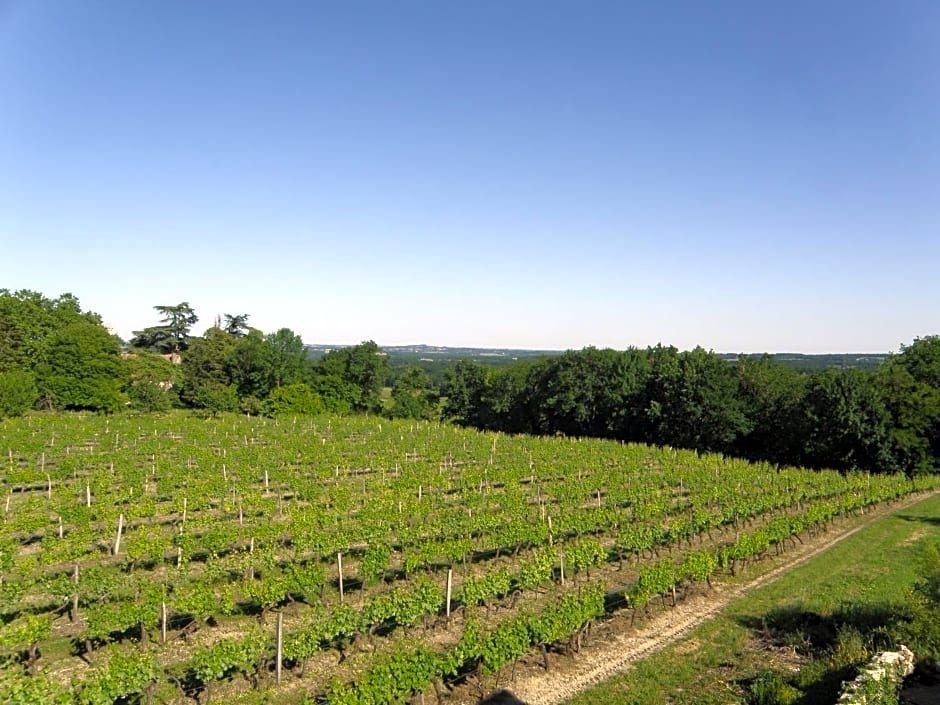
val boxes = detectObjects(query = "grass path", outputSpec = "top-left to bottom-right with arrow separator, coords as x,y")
472,490 -> 940,705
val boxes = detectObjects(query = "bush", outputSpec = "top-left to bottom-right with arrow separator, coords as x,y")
126,380 -> 174,412
748,669 -> 802,705
265,384 -> 324,416
0,370 -> 37,418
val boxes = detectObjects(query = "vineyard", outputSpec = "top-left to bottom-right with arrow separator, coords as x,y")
0,412 -> 936,705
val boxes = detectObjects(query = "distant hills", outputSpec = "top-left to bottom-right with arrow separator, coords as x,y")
305,344 -> 889,372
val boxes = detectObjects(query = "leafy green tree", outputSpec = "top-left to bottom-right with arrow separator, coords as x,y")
130,302 -> 197,354
483,360 -> 538,433
645,346 -> 750,452
0,370 -> 38,418
263,328 -> 307,388
0,289 -> 100,372
735,355 -> 807,463
178,327 -> 238,412
309,374 -> 359,414
224,328 -> 308,405
526,347 -> 648,439
388,366 -> 438,419
122,352 -> 179,412
317,341 -> 389,412
894,336 -> 940,469
34,322 -> 126,412
226,329 -> 272,400
802,369 -> 893,472
875,360 -> 940,475
897,336 -> 940,388
443,359 -> 489,426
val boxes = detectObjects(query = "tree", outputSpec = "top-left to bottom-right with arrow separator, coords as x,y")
482,361 -> 538,433
443,359 -> 489,426
802,369 -> 893,472
34,322 -> 126,412
735,355 -> 807,464
894,336 -> 940,469
222,314 -> 250,337
226,330 -> 272,400
317,341 -> 389,413
388,366 -> 438,419
525,347 -> 648,439
875,359 -> 940,475
263,328 -> 307,388
644,346 -> 750,452
122,352 -> 179,412
897,336 -> 940,388
309,374 -> 359,414
0,289 -> 101,372
0,369 -> 38,418
130,303 -> 197,354
178,327 -> 238,412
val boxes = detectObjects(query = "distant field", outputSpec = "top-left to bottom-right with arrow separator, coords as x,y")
306,343 -> 890,373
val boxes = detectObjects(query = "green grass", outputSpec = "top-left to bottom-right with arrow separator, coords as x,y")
565,493 -> 940,705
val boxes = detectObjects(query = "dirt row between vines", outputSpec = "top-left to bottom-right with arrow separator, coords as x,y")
455,490 -> 938,705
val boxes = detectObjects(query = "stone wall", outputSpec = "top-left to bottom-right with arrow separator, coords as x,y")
837,645 -> 915,704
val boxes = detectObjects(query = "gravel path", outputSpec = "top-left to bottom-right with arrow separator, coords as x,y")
475,492 -> 937,705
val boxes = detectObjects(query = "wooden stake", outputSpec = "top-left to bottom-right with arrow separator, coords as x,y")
71,564 -> 79,622
446,569 -> 453,618
161,601 -> 167,644
276,612 -> 284,683
338,552 -> 344,603
113,513 -> 124,555
85,483 -> 91,508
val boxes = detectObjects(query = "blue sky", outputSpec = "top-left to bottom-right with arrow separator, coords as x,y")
1,1 -> 937,353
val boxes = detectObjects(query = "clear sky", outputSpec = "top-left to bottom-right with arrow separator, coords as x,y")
1,1 -> 937,353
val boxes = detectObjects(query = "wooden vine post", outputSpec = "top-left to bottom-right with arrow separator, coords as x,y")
71,564 -> 79,622
113,513 -> 124,555
276,612 -> 284,683
445,568 -> 453,618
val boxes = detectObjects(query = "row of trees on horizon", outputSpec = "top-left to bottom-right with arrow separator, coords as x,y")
0,289 -> 938,477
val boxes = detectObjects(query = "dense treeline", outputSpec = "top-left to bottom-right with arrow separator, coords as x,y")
1,288 -> 938,476
442,342 -> 940,476
0,290 -> 401,419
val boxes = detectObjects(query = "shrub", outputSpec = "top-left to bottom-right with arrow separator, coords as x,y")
265,384 -> 324,416
748,669 -> 802,705
0,370 -> 37,418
